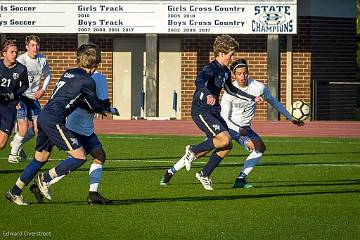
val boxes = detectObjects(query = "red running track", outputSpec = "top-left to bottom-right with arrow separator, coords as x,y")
94,120 -> 360,137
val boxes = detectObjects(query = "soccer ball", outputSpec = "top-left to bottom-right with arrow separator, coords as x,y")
291,100 -> 310,121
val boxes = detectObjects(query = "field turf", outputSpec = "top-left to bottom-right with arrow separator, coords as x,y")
0,135 -> 359,239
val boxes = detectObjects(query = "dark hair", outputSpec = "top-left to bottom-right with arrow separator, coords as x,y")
230,59 -> 248,73
1,39 -> 17,52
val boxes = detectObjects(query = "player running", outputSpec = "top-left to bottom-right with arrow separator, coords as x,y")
221,59 -> 304,188
160,35 -> 263,190
5,43 -> 109,205
0,39 -> 29,151
8,35 -> 51,163
30,71 -> 119,205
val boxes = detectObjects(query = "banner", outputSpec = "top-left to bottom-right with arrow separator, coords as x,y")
0,1 -> 297,34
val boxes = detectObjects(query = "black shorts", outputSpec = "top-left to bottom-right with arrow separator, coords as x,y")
36,118 -> 82,152
191,111 -> 228,137
70,131 -> 102,154
0,104 -> 17,136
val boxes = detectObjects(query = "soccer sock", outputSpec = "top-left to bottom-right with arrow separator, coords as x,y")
89,163 -> 103,192
171,157 -> 186,173
201,151 -> 223,177
42,157 -> 86,184
192,138 -> 214,154
11,159 -> 46,195
239,150 -> 262,177
10,133 -> 24,155
21,128 -> 35,144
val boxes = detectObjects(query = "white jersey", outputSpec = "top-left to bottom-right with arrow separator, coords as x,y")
221,79 -> 293,132
17,52 -> 51,99
65,71 -> 108,136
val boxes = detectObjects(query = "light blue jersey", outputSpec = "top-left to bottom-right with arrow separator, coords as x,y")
65,71 -> 108,136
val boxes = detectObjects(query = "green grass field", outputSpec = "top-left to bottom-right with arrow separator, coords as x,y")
0,135 -> 359,239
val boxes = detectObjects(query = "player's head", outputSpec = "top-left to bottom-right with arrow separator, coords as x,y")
230,59 -> 249,87
1,39 -> 18,65
213,35 -> 239,66
76,43 -> 101,74
25,35 -> 40,58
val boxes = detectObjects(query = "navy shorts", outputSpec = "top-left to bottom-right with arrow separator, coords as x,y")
35,118 -> 82,152
192,111 -> 229,137
17,98 -> 41,120
0,106 -> 16,136
229,126 -> 260,152
70,131 -> 102,154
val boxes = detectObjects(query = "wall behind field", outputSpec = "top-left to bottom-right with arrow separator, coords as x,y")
6,15 -> 356,120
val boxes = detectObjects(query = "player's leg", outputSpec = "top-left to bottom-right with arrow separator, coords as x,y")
160,148 -> 208,186
233,127 -> 265,188
6,127 -> 51,205
20,100 -> 41,159
34,124 -> 87,201
9,101 -> 29,162
193,115 -> 231,190
196,130 -> 233,190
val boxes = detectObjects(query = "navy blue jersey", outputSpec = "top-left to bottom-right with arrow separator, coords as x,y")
41,68 -> 104,122
0,60 -> 29,102
192,60 -> 256,114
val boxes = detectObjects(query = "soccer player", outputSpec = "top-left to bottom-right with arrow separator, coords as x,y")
5,43 -> 109,205
221,59 -> 304,188
160,35 -> 263,190
31,71 -> 119,205
0,39 -> 29,151
8,35 -> 51,163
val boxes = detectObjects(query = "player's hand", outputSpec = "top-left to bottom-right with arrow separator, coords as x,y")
111,107 -> 120,116
34,89 -> 45,99
292,119 -> 304,127
255,96 -> 264,104
206,95 -> 216,106
16,103 -> 21,110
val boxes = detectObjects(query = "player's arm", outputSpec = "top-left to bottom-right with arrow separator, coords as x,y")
35,59 -> 51,99
224,77 -> 261,103
263,87 -> 303,126
194,66 -> 213,97
81,79 -> 108,114
93,73 -> 120,116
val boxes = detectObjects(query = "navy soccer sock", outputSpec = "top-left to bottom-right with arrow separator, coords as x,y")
43,157 -> 86,183
192,138 -> 214,154
201,152 -> 223,177
11,159 -> 46,195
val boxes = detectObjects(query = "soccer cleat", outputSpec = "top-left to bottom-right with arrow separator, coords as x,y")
30,184 -> 44,204
35,174 -> 52,201
195,171 -> 213,191
18,148 -> 27,161
5,191 -> 28,205
160,170 -> 173,186
183,145 -> 197,171
8,154 -> 23,164
87,192 -> 113,205
233,178 -> 254,189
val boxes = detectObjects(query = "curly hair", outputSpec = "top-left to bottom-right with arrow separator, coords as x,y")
25,35 -> 40,45
76,43 -> 101,69
213,35 -> 239,57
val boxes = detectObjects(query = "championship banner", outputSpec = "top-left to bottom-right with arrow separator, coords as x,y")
0,1 -> 297,34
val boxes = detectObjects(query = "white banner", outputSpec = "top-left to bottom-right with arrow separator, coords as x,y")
0,1 -> 297,34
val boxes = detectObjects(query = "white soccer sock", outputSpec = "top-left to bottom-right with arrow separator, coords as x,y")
48,167 -> 64,187
241,150 -> 262,176
22,128 -> 35,144
89,163 -> 103,192
10,133 -> 24,155
173,158 -> 186,172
